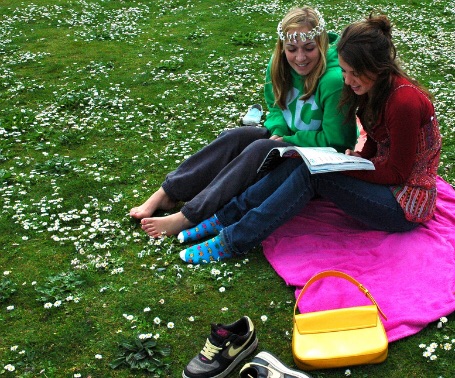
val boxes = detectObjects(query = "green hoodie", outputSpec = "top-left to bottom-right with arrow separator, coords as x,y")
263,32 -> 357,152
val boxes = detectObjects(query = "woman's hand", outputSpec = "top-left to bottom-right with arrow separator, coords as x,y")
345,149 -> 361,157
269,135 -> 284,141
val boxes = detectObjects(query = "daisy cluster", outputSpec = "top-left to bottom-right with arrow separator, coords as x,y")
5,1 -> 150,42
419,317 -> 454,362
137,236 -> 248,293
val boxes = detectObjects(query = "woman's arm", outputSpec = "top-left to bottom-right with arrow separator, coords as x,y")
282,70 -> 357,152
345,86 -> 424,184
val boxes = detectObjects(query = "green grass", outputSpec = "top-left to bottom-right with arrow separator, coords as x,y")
1,0 -> 454,377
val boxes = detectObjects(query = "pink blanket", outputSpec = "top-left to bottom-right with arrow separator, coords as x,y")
262,177 -> 455,342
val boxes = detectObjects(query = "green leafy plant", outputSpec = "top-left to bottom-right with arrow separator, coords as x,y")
231,31 -> 268,46
0,148 -> 7,162
0,346 -> 36,376
156,56 -> 184,71
34,156 -> 76,174
54,88 -> 97,111
110,336 -> 171,375
185,27 -> 210,42
34,271 -> 84,304
0,168 -> 12,183
0,276 -> 17,302
57,130 -> 85,147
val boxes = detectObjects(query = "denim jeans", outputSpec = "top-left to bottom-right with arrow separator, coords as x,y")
216,158 -> 418,255
162,126 -> 291,224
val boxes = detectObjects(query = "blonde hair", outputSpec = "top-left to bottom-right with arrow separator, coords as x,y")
271,7 -> 329,109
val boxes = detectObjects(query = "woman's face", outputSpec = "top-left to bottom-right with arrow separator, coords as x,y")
284,28 -> 321,76
338,55 -> 377,95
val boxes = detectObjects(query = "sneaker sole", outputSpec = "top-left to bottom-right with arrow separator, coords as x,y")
255,351 -> 313,378
182,337 -> 258,378
241,119 -> 260,126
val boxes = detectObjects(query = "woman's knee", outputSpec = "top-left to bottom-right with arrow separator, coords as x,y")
242,138 -> 287,156
218,126 -> 269,145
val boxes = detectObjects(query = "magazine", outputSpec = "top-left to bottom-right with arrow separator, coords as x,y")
257,146 -> 375,174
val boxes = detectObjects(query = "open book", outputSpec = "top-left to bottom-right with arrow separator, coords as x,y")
258,146 -> 375,174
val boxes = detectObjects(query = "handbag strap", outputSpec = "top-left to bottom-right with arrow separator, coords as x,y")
294,270 -> 387,320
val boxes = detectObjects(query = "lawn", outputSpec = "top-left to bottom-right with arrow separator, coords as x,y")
1,0 -> 454,377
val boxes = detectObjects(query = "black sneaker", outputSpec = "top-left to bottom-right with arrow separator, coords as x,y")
239,351 -> 313,378
183,316 -> 258,378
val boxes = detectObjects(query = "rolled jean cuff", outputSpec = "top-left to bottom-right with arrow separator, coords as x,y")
214,211 -> 232,230
219,229 -> 245,256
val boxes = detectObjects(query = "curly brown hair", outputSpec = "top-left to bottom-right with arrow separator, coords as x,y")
337,14 -> 431,131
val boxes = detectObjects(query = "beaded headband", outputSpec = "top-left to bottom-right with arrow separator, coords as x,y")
277,9 -> 326,42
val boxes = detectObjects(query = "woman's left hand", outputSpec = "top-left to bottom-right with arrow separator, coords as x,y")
345,149 -> 361,157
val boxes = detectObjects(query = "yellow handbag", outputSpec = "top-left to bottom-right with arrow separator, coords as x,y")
292,270 -> 388,370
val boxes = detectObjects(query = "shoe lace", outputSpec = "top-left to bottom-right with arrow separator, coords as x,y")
200,338 -> 222,360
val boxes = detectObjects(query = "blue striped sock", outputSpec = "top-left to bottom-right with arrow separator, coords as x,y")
177,215 -> 224,243
179,235 -> 232,264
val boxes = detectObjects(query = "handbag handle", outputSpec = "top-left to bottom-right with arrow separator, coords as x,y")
294,270 -> 387,320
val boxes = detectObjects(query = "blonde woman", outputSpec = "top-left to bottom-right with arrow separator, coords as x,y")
132,6 -> 357,239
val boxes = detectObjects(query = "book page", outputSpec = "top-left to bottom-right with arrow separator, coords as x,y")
301,148 -> 365,166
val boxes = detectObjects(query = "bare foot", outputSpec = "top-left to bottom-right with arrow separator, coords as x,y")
130,187 -> 176,219
141,212 -> 193,238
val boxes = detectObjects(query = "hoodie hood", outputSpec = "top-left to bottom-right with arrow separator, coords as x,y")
326,32 -> 341,70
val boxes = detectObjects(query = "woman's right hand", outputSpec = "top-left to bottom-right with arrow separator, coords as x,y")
270,135 -> 283,142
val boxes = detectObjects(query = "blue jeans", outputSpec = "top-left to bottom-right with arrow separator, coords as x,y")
216,158 -> 418,255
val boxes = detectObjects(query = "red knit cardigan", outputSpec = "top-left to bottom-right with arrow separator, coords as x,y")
346,76 -> 441,223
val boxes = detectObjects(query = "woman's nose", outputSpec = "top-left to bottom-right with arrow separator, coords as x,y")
296,51 -> 307,62
343,73 -> 352,85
